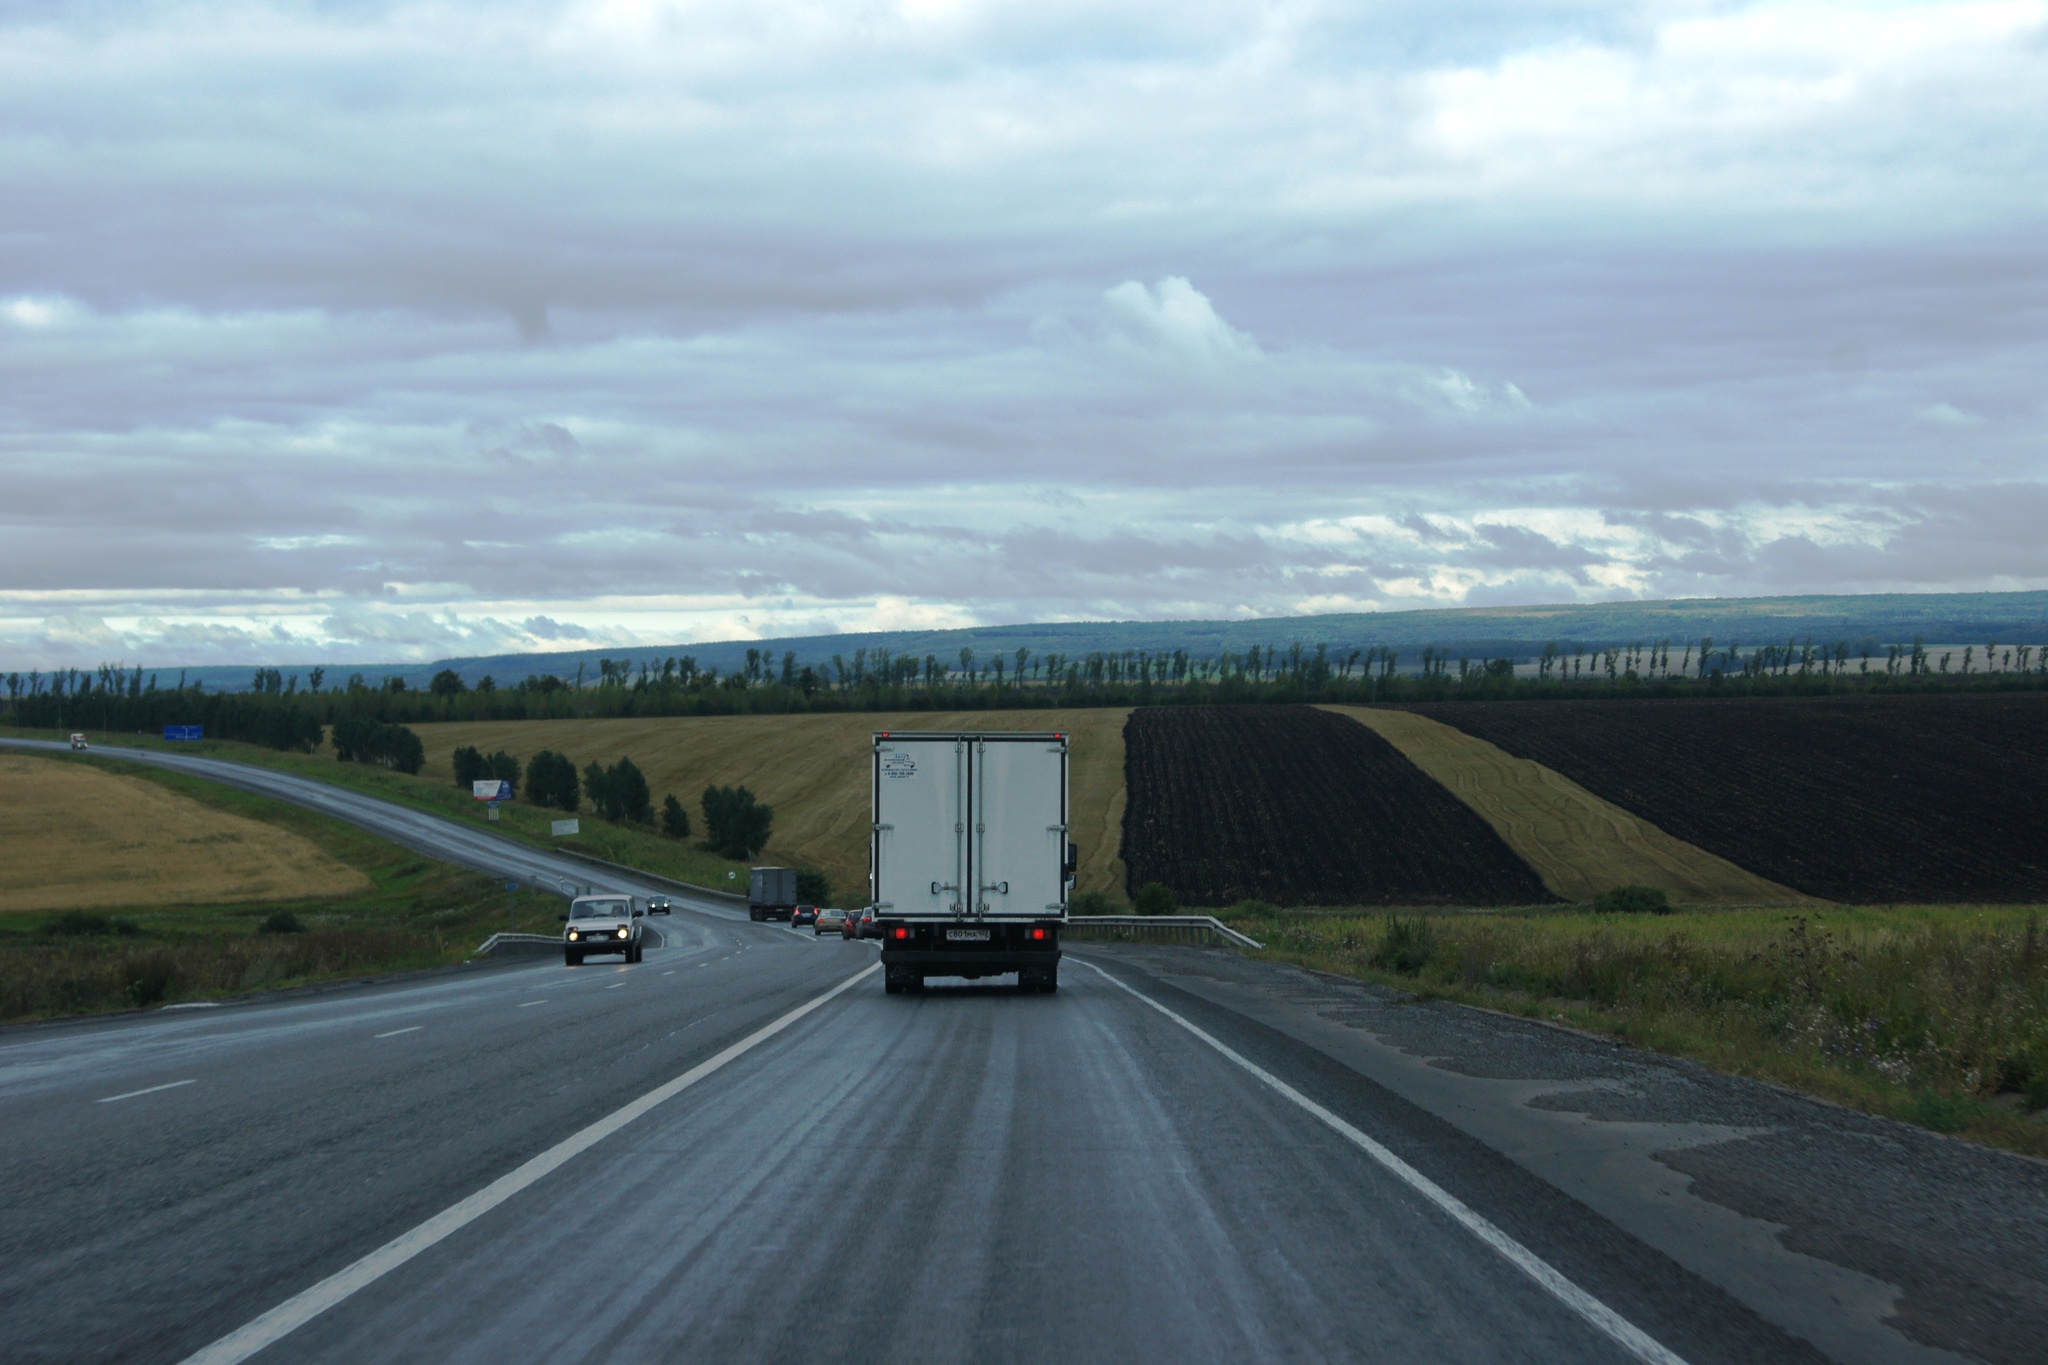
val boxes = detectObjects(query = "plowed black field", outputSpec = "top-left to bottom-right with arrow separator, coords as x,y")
1122,706 -> 1554,907
1414,694 -> 2048,904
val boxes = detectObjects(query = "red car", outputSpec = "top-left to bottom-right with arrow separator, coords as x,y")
845,906 -> 879,939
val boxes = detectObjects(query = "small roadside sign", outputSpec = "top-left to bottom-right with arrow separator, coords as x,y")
550,819 -> 580,837
163,725 -> 203,742
472,779 -> 513,802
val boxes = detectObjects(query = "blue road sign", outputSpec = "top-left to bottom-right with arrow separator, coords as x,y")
163,725 -> 203,742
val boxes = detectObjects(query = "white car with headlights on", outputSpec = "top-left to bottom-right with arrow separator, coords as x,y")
560,894 -> 664,965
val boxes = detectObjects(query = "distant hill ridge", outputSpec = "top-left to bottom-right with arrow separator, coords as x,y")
161,590 -> 2048,691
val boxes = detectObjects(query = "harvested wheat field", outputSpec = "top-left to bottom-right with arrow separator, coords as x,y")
413,710 -> 1130,900
1325,707 -> 1817,907
0,754 -> 371,913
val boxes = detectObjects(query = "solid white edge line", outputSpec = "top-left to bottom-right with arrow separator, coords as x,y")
97,1079 -> 196,1104
177,962 -> 880,1365
1080,960 -> 1690,1365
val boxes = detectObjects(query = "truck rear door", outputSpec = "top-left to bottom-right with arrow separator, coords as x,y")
873,736 -> 967,916
972,735 -> 1068,917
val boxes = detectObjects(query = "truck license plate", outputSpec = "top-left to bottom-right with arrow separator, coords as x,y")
946,928 -> 991,941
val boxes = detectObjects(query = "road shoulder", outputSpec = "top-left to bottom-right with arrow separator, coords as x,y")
1080,944 -> 2044,1365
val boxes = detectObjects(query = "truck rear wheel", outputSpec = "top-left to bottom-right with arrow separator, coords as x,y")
1020,965 -> 1059,993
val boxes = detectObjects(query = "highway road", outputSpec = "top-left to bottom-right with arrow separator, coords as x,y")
3,739 -> 2035,1364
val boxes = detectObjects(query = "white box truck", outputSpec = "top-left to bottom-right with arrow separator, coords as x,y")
871,730 -> 1076,994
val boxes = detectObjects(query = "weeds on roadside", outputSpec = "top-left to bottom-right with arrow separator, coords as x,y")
2,930 -> 444,1018
1240,905 -> 2048,1156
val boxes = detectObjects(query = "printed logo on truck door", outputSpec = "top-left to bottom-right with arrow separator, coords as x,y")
879,750 -> 918,780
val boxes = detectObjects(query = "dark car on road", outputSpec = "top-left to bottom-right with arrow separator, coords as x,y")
791,904 -> 818,928
846,905 -> 878,939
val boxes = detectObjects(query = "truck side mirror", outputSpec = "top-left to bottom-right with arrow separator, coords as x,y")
632,908 -> 643,918
557,913 -> 569,921
1065,842 -> 1079,875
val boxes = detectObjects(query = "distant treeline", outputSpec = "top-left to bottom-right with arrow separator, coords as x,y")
6,638 -> 2048,736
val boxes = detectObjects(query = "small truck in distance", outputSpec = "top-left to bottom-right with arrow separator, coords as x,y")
871,730 -> 1075,994
749,866 -> 798,922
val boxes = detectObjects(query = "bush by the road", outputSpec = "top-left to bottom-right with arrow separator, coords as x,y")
660,793 -> 691,839
795,870 -> 831,905
583,756 -> 652,824
331,714 -> 424,775
1594,885 -> 1672,915
1070,891 -> 1118,916
701,784 -> 772,860
524,750 -> 579,811
1132,882 -> 1177,916
451,746 -> 520,794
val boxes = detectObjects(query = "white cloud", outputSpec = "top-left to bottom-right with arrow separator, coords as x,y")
1102,277 -> 1258,362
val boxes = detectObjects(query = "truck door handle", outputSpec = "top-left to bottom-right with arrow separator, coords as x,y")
980,881 -> 1008,895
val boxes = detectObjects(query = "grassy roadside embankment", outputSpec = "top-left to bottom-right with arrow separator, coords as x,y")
1219,902 -> 2048,1157
3,725 -> 758,898
0,750 -> 570,1022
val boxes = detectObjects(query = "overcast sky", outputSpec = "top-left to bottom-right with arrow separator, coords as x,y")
4,0 -> 2045,668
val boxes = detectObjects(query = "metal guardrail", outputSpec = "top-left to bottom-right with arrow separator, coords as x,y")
1064,916 -> 1265,950
472,932 -> 563,956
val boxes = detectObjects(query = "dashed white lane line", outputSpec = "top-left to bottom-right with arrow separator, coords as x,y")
177,962 -> 880,1365
1080,961 -> 1689,1365
606,982 -> 626,990
518,1000 -> 547,1008
374,1027 -> 422,1039
97,1079 -> 195,1104
661,971 -> 675,977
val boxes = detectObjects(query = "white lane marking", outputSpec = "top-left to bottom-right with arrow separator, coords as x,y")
374,1027 -> 422,1039
662,971 -> 675,977
1081,961 -> 1690,1365
606,982 -> 626,990
97,1079 -> 196,1104
177,962 -> 879,1365
519,1000 -> 547,1008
